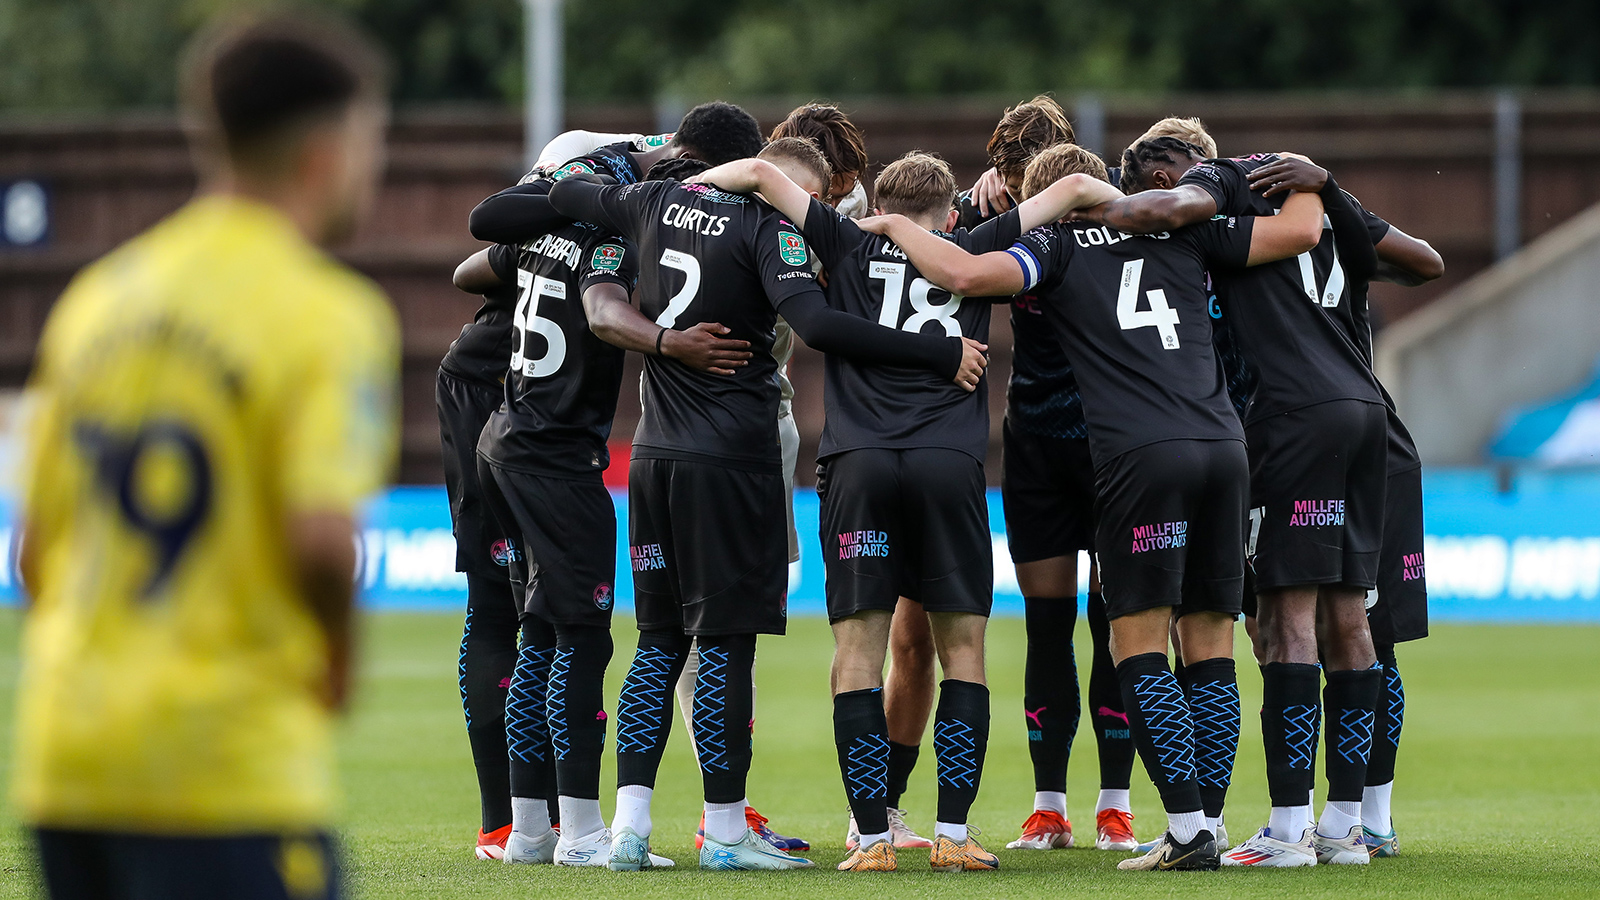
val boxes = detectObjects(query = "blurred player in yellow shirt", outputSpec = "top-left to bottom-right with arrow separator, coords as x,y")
11,13 -> 396,900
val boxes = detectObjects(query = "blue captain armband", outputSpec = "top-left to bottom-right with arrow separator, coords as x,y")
1007,243 -> 1044,291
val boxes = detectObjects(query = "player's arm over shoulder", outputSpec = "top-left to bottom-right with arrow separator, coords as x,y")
1243,191 -> 1324,265
857,214 -> 1026,297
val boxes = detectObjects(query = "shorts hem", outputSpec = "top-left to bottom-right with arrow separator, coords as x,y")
1254,572 -> 1378,592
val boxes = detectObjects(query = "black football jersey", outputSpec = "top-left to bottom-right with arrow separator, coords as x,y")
475,223 -> 639,478
956,191 -> 1088,441
551,179 -> 827,473
1342,201 -> 1420,475
1008,218 -> 1255,464
801,199 -> 1021,462
440,277 -> 520,386
1178,155 -> 1383,423
441,145 -> 646,385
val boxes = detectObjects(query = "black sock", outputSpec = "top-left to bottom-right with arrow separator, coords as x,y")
933,679 -> 989,824
1116,652 -> 1202,815
460,573 -> 519,832
1087,592 -> 1134,790
548,624 -> 613,801
885,741 -> 920,809
693,634 -> 758,804
1324,666 -> 1382,802
834,688 -> 890,836
508,617 -> 557,802
1367,645 -> 1402,786
1023,596 -> 1079,794
1184,657 -> 1240,820
615,629 -> 693,789
1260,662 -> 1322,808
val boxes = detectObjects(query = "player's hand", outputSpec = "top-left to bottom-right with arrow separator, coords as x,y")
662,322 -> 753,375
854,214 -> 896,235
1248,157 -> 1328,197
1064,202 -> 1110,224
972,167 -> 1013,217
954,337 -> 988,392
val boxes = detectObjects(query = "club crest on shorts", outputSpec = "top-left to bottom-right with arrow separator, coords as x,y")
591,244 -> 625,273
592,582 -> 614,611
778,230 -> 808,266
490,538 -> 520,567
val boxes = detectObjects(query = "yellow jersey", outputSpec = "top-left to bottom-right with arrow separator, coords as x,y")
11,195 -> 400,834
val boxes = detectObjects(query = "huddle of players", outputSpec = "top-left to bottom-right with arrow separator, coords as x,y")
437,93 -> 1439,873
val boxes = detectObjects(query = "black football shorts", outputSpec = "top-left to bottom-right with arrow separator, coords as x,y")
35,828 -> 341,900
436,369 -> 513,578
478,458 -> 617,628
1001,419 -> 1097,564
627,457 -> 789,637
817,448 -> 993,621
1094,438 -> 1249,620
1246,399 -> 1387,591
1368,464 -> 1428,645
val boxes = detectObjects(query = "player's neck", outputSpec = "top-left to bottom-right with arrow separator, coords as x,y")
202,174 -> 330,246
633,145 -> 676,171
902,211 -> 948,233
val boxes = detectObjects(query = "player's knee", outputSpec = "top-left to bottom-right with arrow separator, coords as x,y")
1107,606 -> 1171,662
1014,555 -> 1077,598
1175,610 -> 1235,661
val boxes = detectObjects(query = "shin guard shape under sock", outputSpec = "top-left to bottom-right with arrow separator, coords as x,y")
616,630 -> 693,789
1116,652 -> 1202,815
548,625 -> 613,801
1087,592 -> 1135,790
1260,662 -> 1322,808
1323,666 -> 1382,803
1023,596 -> 1080,794
834,688 -> 891,836
1184,657 -> 1241,819
508,617 -> 557,801
1367,645 -> 1403,786
693,634 -> 757,804
933,680 -> 990,824
461,573 -> 519,831
885,741 -> 920,809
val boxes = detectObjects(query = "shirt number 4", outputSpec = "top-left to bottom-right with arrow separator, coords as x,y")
1118,259 -> 1180,350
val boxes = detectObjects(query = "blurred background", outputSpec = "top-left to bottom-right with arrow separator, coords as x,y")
1,0 -> 1598,617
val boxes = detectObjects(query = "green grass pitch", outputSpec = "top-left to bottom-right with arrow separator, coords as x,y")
2,610 -> 1597,898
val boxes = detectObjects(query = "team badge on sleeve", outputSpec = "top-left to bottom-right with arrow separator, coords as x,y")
552,160 -> 596,181
591,244 -> 626,273
778,230 -> 809,266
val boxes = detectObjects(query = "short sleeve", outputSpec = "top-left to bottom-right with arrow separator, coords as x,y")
1361,207 -> 1392,244
962,207 -> 1023,254
279,285 -> 401,515
1185,215 -> 1256,272
579,235 -> 639,293
798,197 -> 865,269
488,243 -> 518,282
1178,159 -> 1251,214
1005,225 -> 1067,292
755,209 -> 823,309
